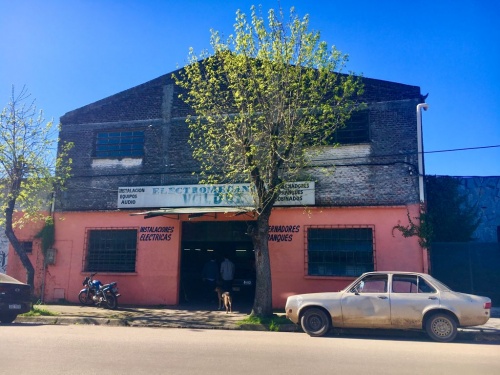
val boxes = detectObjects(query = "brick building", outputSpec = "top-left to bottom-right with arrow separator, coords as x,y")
8,68 -> 428,307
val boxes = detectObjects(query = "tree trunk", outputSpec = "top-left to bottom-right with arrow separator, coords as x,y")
250,210 -> 273,317
5,199 -> 35,291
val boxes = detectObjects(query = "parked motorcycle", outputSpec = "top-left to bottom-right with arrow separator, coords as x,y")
78,273 -> 120,309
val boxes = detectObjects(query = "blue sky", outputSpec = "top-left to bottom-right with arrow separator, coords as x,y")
1,0 -> 499,176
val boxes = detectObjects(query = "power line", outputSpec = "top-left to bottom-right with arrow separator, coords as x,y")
65,144 -> 500,179
308,144 -> 500,163
424,144 -> 500,154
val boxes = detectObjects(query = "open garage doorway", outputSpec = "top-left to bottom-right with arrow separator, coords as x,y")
180,221 -> 255,308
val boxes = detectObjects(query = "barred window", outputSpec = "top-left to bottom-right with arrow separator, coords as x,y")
307,227 -> 374,277
328,110 -> 370,144
84,229 -> 137,272
95,130 -> 144,158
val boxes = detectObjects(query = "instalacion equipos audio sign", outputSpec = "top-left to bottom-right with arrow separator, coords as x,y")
117,182 -> 315,208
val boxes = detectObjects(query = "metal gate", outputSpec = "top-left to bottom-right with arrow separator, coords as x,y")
430,242 -> 500,304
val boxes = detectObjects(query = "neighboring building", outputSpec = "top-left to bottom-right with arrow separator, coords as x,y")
457,176 -> 500,243
7,67 -> 428,307
428,176 -> 500,303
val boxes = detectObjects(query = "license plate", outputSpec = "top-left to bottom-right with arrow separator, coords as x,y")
232,287 -> 240,291
9,304 -> 21,309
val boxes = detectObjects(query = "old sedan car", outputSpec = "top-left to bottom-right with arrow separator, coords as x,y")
285,271 -> 491,342
0,273 -> 32,323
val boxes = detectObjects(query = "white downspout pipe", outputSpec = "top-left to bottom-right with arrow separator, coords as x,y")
416,103 -> 429,203
416,103 -> 429,274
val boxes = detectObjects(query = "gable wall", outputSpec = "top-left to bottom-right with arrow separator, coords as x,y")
57,74 -> 423,211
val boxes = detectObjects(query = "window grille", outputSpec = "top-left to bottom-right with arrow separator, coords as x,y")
306,227 -> 374,277
95,130 -> 144,158
329,110 -> 370,144
84,229 -> 137,272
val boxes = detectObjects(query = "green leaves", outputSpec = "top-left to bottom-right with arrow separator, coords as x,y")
0,86 -> 73,227
173,6 -> 363,212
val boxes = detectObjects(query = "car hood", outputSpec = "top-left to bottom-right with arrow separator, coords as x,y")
288,291 -> 342,303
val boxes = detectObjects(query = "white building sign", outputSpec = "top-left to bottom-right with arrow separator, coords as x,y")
118,182 -> 315,208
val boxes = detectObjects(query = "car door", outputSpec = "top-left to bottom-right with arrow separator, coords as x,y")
340,274 -> 391,328
389,274 -> 440,329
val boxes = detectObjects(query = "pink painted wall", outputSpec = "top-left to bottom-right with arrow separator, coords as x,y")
50,212 -> 182,305
8,204 -> 423,308
6,215 -> 46,290
268,204 -> 423,307
9,212 -> 182,305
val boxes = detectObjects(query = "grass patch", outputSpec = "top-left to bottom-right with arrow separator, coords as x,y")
237,314 -> 290,331
21,305 -> 58,317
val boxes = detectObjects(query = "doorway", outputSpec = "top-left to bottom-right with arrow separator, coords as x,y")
180,221 -> 255,306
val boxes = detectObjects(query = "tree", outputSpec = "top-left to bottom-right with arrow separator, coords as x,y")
0,86 -> 72,291
174,6 -> 363,316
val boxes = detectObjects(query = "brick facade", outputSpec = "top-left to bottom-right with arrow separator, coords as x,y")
57,70 -> 424,211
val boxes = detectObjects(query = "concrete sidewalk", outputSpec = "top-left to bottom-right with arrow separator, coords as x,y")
14,303 -> 500,342
17,302 -> 257,330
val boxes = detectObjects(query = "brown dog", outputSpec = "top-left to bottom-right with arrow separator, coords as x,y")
215,286 -> 232,313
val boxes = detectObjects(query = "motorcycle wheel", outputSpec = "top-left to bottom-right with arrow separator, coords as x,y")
105,293 -> 118,310
78,291 -> 94,305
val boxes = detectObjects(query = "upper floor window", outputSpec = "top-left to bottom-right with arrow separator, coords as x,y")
328,110 -> 370,144
95,130 -> 144,158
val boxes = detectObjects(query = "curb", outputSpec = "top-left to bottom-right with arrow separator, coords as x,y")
15,316 -> 128,327
15,316 -> 299,331
14,315 -> 500,341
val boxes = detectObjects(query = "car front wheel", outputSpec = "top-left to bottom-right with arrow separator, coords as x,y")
425,313 -> 457,342
0,313 -> 18,323
300,308 -> 331,337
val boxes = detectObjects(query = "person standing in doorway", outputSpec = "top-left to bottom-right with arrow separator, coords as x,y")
202,257 -> 218,302
220,255 -> 235,293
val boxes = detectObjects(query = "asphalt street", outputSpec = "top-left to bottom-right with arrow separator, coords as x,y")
2,325 -> 500,375
13,304 -> 500,342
